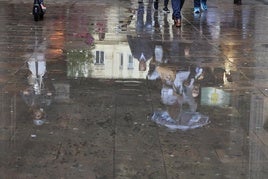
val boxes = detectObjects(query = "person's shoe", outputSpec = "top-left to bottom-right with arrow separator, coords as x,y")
234,0 -> 242,5
200,2 -> 207,11
163,7 -> 170,13
194,7 -> 200,13
174,19 -> 181,27
41,3 -> 46,12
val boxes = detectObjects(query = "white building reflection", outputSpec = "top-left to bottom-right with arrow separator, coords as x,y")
67,43 -> 150,79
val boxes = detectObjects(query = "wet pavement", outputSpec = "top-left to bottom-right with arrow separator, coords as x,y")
0,0 -> 268,178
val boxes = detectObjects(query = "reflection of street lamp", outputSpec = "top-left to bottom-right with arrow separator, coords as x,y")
210,88 -> 219,105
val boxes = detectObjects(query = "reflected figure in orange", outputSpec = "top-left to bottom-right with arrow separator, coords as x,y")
149,70 -> 209,130
147,54 -> 208,130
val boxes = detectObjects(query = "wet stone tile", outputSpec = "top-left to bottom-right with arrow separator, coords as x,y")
115,151 -> 166,179
1,0 -> 268,178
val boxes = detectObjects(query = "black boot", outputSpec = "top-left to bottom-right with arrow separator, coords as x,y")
234,0 -> 241,5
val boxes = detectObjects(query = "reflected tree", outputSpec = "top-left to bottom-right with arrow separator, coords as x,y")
67,49 -> 95,78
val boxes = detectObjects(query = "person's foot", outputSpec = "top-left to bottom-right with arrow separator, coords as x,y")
200,2 -> 207,11
163,7 -> 170,13
234,0 -> 242,4
194,7 -> 200,14
174,19 -> 181,27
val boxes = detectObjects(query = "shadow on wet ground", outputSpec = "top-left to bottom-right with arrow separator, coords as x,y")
1,0 -> 268,178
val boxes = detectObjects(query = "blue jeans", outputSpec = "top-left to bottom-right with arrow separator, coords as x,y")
194,0 -> 207,8
136,1 -> 153,32
171,0 -> 185,20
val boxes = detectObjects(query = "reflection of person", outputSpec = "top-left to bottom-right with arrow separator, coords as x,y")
27,61 -> 46,94
128,35 -> 153,71
147,45 -> 209,130
127,0 -> 154,71
21,25 -> 54,126
193,0 -> 207,14
148,59 -> 203,92
160,72 -> 199,109
163,14 -> 170,40
136,0 -> 153,33
149,67 -> 209,130
171,0 -> 185,27
22,60 -> 54,126
156,68 -> 200,112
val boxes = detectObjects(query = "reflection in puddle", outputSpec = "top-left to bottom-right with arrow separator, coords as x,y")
152,110 -> 209,131
201,87 -> 230,106
67,49 -> 94,78
21,25 -> 54,126
148,55 -> 210,130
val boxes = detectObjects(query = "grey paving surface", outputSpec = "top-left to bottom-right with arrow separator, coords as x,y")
0,0 -> 268,179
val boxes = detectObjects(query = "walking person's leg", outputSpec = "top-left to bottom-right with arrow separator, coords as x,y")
163,0 -> 170,13
193,0 -> 200,13
171,0 -> 184,27
180,0 -> 185,9
145,0 -> 153,30
201,0 -> 207,11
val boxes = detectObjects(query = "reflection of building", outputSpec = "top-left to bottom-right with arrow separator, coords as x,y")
92,43 -> 149,79
65,4 -> 148,79
67,42 -> 149,79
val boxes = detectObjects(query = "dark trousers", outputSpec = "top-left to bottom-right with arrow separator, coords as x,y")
164,0 -> 169,7
171,0 -> 185,19
194,0 -> 207,8
154,0 -> 169,7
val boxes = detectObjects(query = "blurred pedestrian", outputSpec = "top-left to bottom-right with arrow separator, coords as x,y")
193,0 -> 207,14
153,0 -> 170,13
171,0 -> 185,27
234,0 -> 241,5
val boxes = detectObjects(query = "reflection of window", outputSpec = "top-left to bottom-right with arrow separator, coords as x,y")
120,53 -> 123,69
95,51 -> 104,64
128,55 -> 134,69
